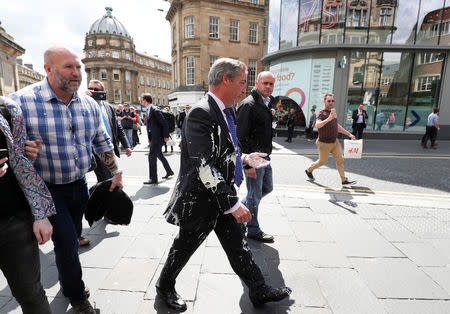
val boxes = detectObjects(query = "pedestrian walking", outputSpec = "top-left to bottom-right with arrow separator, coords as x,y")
305,93 -> 357,186
237,70 -> 276,243
10,46 -> 124,314
0,97 -> 55,314
421,108 -> 440,149
351,103 -> 368,139
117,103 -> 135,149
162,107 -> 176,153
141,93 -> 174,184
156,58 -> 291,312
307,108 -> 316,140
285,108 -> 296,142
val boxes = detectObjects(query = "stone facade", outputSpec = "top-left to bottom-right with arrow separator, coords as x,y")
17,59 -> 45,90
166,0 -> 268,110
82,7 -> 172,107
0,21 -> 24,96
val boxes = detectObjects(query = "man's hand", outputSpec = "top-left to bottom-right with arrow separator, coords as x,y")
231,204 -> 252,223
349,134 -> 356,140
25,140 -> 42,160
110,173 -> 123,192
329,109 -> 337,120
125,148 -> 132,157
164,137 -> 169,143
0,158 -> 8,178
33,218 -> 53,245
245,168 -> 257,179
85,90 -> 93,97
244,152 -> 270,169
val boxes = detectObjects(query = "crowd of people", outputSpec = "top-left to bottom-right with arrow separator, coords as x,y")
0,45 -> 442,314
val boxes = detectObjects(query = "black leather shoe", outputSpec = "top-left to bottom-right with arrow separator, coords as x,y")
247,231 -> 274,243
249,285 -> 292,307
156,286 -> 187,312
143,179 -> 158,185
162,171 -> 175,179
305,169 -> 314,180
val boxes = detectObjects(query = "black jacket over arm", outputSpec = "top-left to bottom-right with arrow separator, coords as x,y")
164,95 -> 239,228
236,89 -> 273,155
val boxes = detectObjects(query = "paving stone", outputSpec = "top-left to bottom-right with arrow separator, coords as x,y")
351,257 -> 448,299
90,290 -> 144,313
259,215 -> 295,236
427,208 -> 450,222
279,197 -> 309,208
283,207 -> 320,222
316,268 -> 386,314
137,299 -> 195,313
368,219 -> 420,242
48,297 -> 71,313
395,216 -> 450,239
428,239 -> 450,260
0,297 -> 11,310
101,258 -> 159,292
0,298 -> 19,314
194,273 -> 285,314
276,307 -> 332,314
124,234 -> 172,259
393,242 -> 450,266
307,199 -> 354,215
382,206 -> 432,218
248,236 -> 306,261
268,260 -> 326,308
79,235 -> 134,268
384,299 -> 450,314
88,220 -> 146,237
140,217 -> 178,235
129,203 -> 161,222
352,203 -> 389,219
201,246 -> 234,274
205,232 -> 220,247
301,242 -> 351,268
291,222 -> 334,242
421,267 -> 450,295
145,264 -> 201,301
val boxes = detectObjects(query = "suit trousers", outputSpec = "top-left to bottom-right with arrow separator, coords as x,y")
352,123 -> 365,140
0,215 -> 51,314
159,213 -> 265,292
148,141 -> 172,180
307,139 -> 346,182
422,126 -> 438,147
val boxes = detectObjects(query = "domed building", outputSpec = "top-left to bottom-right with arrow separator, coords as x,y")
82,7 -> 172,107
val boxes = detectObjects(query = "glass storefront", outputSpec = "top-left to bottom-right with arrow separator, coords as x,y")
298,0 -> 322,46
280,0 -> 300,49
268,0 -> 281,53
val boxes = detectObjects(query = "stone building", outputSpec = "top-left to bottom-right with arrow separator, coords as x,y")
17,58 -> 45,89
165,0 -> 268,111
0,21 -> 24,96
82,7 -> 172,107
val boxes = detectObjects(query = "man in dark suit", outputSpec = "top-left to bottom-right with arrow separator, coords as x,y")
352,103 -> 368,139
141,93 -> 173,184
156,58 -> 291,312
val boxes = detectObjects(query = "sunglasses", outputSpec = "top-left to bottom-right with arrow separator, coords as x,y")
326,100 -> 335,103
88,88 -> 102,91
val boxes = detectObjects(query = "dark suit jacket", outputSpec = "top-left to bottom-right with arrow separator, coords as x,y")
164,95 -> 239,228
146,105 -> 169,145
102,101 -> 130,157
352,109 -> 368,128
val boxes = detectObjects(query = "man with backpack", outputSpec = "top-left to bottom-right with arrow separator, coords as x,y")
162,107 -> 176,153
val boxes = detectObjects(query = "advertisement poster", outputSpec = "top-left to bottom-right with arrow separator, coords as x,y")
270,58 -> 335,125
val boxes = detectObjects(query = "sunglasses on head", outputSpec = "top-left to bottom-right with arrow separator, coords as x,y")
327,100 -> 335,103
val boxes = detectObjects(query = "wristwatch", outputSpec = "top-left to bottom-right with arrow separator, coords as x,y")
111,169 -> 123,176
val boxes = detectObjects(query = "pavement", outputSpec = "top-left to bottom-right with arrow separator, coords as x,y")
1,136 -> 450,314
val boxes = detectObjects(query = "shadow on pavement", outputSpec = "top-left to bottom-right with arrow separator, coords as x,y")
131,186 -> 170,202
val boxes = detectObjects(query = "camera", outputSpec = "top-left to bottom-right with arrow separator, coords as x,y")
91,91 -> 107,101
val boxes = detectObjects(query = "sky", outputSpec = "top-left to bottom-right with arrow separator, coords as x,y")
1,0 -> 172,87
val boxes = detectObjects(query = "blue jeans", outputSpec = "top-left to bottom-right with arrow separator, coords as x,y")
124,128 -> 133,148
46,179 -> 89,306
241,162 -> 273,235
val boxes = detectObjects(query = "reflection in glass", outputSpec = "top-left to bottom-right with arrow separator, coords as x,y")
377,52 -> 413,131
298,0 -> 323,46
321,0 -> 346,44
391,0 -> 420,44
368,0 -> 395,44
439,7 -> 450,45
345,0 -> 370,44
416,0 -> 445,45
268,0 -> 282,53
280,0 -> 300,49
405,52 -> 444,132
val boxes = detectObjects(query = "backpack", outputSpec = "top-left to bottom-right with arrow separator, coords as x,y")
161,110 -> 176,133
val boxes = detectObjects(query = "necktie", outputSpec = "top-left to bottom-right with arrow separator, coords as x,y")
223,108 -> 243,186
98,102 -> 111,137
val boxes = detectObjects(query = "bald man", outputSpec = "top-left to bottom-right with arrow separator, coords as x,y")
10,46 -> 123,314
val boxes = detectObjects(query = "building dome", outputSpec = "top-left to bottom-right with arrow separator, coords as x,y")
88,7 -> 131,38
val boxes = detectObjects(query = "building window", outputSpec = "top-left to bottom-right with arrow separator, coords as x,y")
158,94 -> 161,105
185,16 -> 194,39
139,58 -> 143,65
167,80 -> 170,89
158,79 -> 161,88
416,76 -> 440,92
98,50 -> 105,57
186,56 -> 195,85
163,80 -> 166,89
209,17 -> 219,39
125,71 -> 130,82
249,23 -> 258,43
250,0 -> 258,3
126,89 -> 131,102
114,89 -> 121,103
419,53 -> 444,65
379,8 -> 392,27
140,75 -> 144,85
153,78 -> 156,87
113,70 -> 120,81
209,55 -> 219,68
156,63 -> 160,69
125,53 -> 131,60
230,20 -> 240,41
100,69 -> 107,80
91,70 -> 98,80
248,59 -> 257,88
88,51 -> 96,58
347,9 -> 368,27
150,61 -> 155,68
112,51 -> 120,59
146,76 -> 150,86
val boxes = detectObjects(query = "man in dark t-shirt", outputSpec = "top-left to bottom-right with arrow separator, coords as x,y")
305,93 -> 356,185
